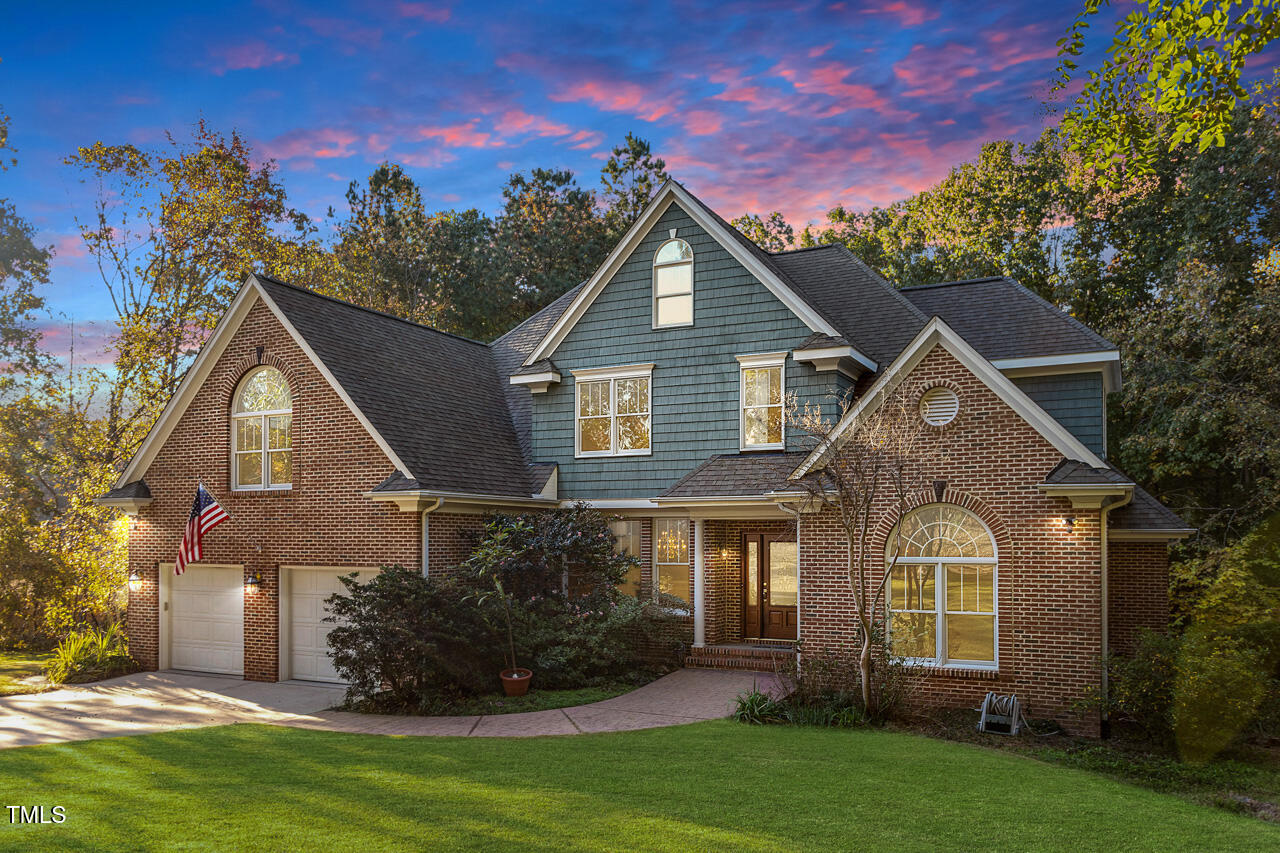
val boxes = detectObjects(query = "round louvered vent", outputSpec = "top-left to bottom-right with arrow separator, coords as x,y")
919,387 -> 959,426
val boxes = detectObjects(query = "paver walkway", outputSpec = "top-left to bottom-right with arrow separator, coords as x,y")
0,668 -> 782,748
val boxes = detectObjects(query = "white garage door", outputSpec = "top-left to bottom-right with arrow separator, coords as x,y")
287,569 -> 373,683
170,565 -> 244,675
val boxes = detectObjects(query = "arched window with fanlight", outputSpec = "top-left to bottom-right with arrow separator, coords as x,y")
886,504 -> 997,667
232,366 -> 293,490
652,238 -> 693,328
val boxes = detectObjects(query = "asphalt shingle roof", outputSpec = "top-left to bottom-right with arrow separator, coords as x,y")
900,277 -> 1115,360
256,275 -> 532,498
1111,485 -> 1193,531
1043,459 -> 1134,486
658,452 -> 807,498
102,480 -> 151,500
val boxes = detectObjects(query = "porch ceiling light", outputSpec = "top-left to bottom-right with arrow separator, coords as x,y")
245,571 -> 263,594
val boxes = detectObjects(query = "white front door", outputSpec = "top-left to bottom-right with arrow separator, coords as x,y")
286,568 -> 373,683
169,565 -> 244,675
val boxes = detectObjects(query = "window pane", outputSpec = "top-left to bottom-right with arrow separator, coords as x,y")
746,540 -> 759,606
768,541 -> 797,607
764,406 -> 782,444
657,563 -> 691,603
890,612 -> 936,658
744,407 -> 770,446
617,414 -> 650,451
580,417 -> 611,452
743,368 -> 766,407
655,239 -> 692,265
235,418 -> 262,451
947,615 -> 994,661
654,519 -> 688,564
656,293 -> 692,326
236,452 -> 263,486
269,450 -> 292,486
235,367 -> 291,413
654,262 -> 692,296
616,378 -> 648,415
268,415 -> 292,450
610,520 -> 638,556
893,504 -> 994,559
578,380 -> 609,417
946,565 -> 993,613
900,564 -> 935,610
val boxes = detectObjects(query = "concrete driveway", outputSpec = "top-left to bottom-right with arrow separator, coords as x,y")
0,668 -> 780,749
0,671 -> 345,749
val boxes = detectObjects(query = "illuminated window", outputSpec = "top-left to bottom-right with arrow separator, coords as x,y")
886,504 -> 996,666
574,366 -> 652,458
232,366 -> 292,490
653,518 -> 690,604
653,238 -> 693,328
610,519 -> 643,596
738,353 -> 786,450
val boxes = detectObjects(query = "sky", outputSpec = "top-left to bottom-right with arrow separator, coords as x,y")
5,0 -> 1118,361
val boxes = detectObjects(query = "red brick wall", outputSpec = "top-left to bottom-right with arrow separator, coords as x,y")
126,297 -> 420,680
426,512 -> 486,578
796,344 -> 1108,735
1107,541 -> 1170,653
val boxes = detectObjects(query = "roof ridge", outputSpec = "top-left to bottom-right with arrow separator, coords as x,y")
899,276 -> 1006,291
767,243 -> 842,256
254,273 -> 490,348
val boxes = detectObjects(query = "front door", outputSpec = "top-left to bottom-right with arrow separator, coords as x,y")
742,533 -> 798,640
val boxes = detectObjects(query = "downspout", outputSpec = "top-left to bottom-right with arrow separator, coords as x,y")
1098,487 -> 1133,738
420,497 -> 443,577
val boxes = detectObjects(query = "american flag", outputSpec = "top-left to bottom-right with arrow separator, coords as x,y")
175,484 -> 229,575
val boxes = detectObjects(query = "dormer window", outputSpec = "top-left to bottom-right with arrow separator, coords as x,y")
232,366 -> 293,490
653,238 -> 693,328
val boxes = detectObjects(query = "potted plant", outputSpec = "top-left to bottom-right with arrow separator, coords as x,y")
492,578 -> 532,696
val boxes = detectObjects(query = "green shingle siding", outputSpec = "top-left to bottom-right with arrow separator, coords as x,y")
1013,372 -> 1106,457
531,202 -> 845,499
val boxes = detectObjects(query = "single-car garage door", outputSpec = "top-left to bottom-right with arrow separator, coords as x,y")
286,568 -> 375,683
169,564 -> 244,675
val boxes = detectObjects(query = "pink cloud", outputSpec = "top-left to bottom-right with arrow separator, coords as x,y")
549,79 -> 679,122
893,43 -> 979,98
569,130 -> 605,150
682,110 -> 724,136
494,109 -> 572,138
37,320 -> 117,366
50,233 -> 87,259
418,119 -> 504,148
261,127 -> 360,160
772,61 -> 891,117
396,148 -> 458,168
397,2 -> 451,22
302,17 -> 382,51
808,43 -> 834,58
871,1 -> 940,27
211,40 -> 298,75
986,26 -> 1061,72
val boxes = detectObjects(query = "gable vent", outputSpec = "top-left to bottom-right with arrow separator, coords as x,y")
920,387 -> 959,426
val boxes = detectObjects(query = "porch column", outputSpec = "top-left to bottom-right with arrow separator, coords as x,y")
693,518 -> 706,648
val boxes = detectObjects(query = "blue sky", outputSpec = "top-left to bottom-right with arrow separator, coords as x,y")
2,0 -> 1149,360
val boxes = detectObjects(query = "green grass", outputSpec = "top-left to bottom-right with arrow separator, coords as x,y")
0,722 -> 1275,851
0,649 -> 51,696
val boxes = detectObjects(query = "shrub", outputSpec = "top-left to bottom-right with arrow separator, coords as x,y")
773,642 -> 918,726
1103,629 -> 1181,744
45,623 -> 136,684
1172,630 -> 1270,763
733,689 -> 784,724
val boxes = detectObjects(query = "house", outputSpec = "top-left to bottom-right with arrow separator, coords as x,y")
99,180 -> 1191,733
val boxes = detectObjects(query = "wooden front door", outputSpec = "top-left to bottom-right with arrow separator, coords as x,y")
742,533 -> 798,640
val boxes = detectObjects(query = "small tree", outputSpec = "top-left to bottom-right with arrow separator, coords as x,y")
790,383 -> 940,716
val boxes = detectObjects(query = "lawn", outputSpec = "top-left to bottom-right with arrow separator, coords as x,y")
0,722 -> 1275,851
0,649 -> 51,696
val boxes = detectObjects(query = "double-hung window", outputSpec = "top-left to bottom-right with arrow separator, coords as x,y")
610,519 -> 643,596
737,352 -> 786,450
653,518 -> 690,604
573,364 -> 653,457
653,238 -> 693,328
232,366 -> 293,490
886,504 -> 997,667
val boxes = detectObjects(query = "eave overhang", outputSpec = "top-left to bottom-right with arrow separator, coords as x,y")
93,496 -> 153,517
1037,483 -> 1135,509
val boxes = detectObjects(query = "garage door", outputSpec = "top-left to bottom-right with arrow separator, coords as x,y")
169,565 -> 244,675
287,568 -> 374,683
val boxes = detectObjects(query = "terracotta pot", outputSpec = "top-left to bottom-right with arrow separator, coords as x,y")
500,667 -> 533,697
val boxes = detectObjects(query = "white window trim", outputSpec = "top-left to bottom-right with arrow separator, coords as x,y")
231,397 -> 293,492
652,238 -> 694,330
572,364 -> 655,459
736,352 -> 787,451
652,517 -> 691,613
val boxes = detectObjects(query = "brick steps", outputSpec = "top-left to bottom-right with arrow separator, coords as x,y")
685,644 -> 795,672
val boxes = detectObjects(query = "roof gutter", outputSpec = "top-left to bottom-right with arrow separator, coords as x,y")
1098,488 -> 1133,738
366,488 -> 559,513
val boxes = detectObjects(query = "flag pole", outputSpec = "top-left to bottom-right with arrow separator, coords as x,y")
198,479 -> 234,520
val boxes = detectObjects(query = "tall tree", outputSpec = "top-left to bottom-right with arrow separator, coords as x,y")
731,211 -> 796,253
495,168 -> 608,320
0,104 -> 50,392
600,133 -> 670,239
1054,0 -> 1280,178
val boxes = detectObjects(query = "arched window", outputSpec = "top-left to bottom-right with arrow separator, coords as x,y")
886,504 -> 996,666
232,366 -> 293,490
653,238 -> 693,328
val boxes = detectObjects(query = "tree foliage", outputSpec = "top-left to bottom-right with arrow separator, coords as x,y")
600,132 -> 670,239
1053,0 -> 1280,179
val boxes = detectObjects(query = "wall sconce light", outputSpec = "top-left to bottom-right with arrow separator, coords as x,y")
719,548 -> 732,561
245,571 -> 263,594
1063,516 -> 1076,532
128,570 -> 143,592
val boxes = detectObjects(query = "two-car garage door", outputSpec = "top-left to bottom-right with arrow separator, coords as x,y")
165,565 -> 373,683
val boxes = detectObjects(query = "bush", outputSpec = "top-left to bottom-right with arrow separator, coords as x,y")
45,623 -> 136,684
732,689 -> 785,724
1103,629 -> 1181,744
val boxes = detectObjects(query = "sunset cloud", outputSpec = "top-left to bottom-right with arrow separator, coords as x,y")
210,40 -> 298,75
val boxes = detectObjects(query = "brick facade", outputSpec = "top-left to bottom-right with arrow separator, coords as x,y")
1107,541 -> 1170,653
126,298 -> 421,680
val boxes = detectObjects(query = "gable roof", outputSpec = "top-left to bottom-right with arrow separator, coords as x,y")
521,180 -> 858,367
792,316 -> 1110,480
657,451 -> 807,499
1111,485 -> 1193,533
116,275 -> 534,499
900,277 -> 1116,360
